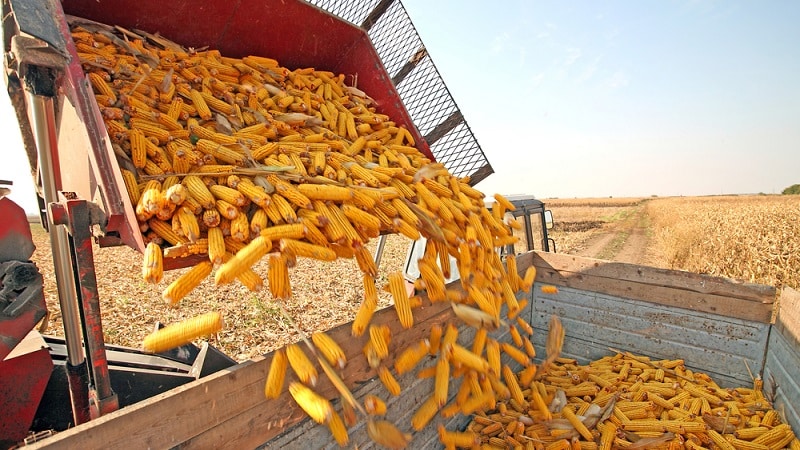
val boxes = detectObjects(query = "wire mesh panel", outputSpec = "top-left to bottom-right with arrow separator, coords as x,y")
306,0 -> 493,184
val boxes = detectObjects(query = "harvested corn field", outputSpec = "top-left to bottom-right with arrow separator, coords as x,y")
546,195 -> 800,289
646,195 -> 800,289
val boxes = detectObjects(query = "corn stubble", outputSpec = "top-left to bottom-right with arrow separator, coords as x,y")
73,20 -> 798,450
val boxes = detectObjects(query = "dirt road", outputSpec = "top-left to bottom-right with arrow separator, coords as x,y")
573,202 -> 652,265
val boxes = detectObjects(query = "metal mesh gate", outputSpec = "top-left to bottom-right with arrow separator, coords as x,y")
306,0 -> 493,185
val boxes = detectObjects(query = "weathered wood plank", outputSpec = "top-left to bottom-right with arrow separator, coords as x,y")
776,287 -> 800,341
764,287 -> 800,434
30,296 -> 456,449
527,252 -> 775,323
529,251 -> 777,303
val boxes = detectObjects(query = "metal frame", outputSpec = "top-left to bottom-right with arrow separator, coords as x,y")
307,0 -> 493,184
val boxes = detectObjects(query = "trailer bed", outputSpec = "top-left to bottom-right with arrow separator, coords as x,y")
27,252 -> 799,449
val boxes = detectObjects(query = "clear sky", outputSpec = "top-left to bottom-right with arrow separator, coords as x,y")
401,0 -> 800,198
2,0 -> 799,212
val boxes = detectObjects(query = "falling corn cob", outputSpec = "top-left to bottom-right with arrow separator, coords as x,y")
142,311 -> 223,353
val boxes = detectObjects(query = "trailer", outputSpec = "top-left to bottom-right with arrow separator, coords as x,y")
18,252 -> 800,448
2,0 -> 798,448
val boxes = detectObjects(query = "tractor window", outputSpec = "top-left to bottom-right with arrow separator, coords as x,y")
506,211 -> 545,254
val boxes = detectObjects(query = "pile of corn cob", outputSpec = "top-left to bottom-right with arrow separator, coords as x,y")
71,19 -> 798,450
70,18 -> 536,447
456,334 -> 800,449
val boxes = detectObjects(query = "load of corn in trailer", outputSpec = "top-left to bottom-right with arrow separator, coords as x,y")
4,0 -> 799,448
66,17 -> 542,447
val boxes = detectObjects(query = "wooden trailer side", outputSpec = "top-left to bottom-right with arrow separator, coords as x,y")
764,287 -> 800,434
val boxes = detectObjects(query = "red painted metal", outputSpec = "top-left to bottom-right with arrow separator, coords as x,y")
0,334 -> 53,445
58,193 -> 119,418
38,0 -> 431,269
0,197 -> 35,262
0,197 -> 47,360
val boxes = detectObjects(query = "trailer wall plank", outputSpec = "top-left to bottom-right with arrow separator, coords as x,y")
764,287 -> 800,434
527,252 -> 776,323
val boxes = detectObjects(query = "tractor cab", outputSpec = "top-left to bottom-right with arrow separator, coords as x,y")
401,195 -> 555,288
485,194 -> 556,257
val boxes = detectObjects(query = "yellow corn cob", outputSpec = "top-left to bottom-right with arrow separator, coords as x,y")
410,395 -> 439,432
165,183 -> 188,206
214,235 -> 271,285
286,344 -> 318,386
394,339 -> 430,375
438,425 -> 478,448
378,366 -> 401,396
267,175 -> 312,209
541,285 -> 559,294
449,343 -> 490,373
311,332 -> 346,369
502,364 -> 526,408
142,311 -> 222,353
220,252 -> 263,292
189,89 -> 212,120
87,71 -> 117,103
353,242 -> 377,277
149,218 -> 187,246
434,355 -> 450,408
279,238 -> 336,261
199,91 -> 234,115
213,199 -> 237,221
268,253 -> 292,300
326,410 -> 348,447
128,128 -> 148,168
753,424 -> 792,446
288,382 -> 331,424
247,208 -> 267,235
129,118 -> 171,144
293,183 -> 354,202
229,209 -> 249,242
363,394 -> 387,416
393,218 -> 421,241
207,225 -> 226,265
502,342 -> 531,367
162,261 -> 213,306
209,184 -> 246,207
237,179 -> 269,207
388,272 -> 413,328
369,325 -> 390,360
486,339 -> 501,376
341,203 -> 380,232
271,194 -> 297,223
261,223 -> 305,241
196,139 -> 246,166
174,206 -> 200,242
142,241 -> 164,284
352,275 -> 378,336
264,349 -> 287,399
183,176 -> 215,209
202,209 -> 222,228
121,168 -> 141,207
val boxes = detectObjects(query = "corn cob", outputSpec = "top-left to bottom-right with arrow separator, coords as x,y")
142,241 -> 164,284
142,311 -> 222,353
268,253 -> 291,299
162,261 -> 213,306
288,382 -> 331,424
264,349 -> 287,399
286,344 -> 318,387
214,235 -> 271,285
312,332 -> 346,369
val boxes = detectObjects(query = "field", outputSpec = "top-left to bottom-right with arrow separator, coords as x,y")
545,195 -> 800,289
27,194 -> 799,361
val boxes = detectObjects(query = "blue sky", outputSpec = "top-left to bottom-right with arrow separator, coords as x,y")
401,0 -> 800,197
2,0 -> 799,212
